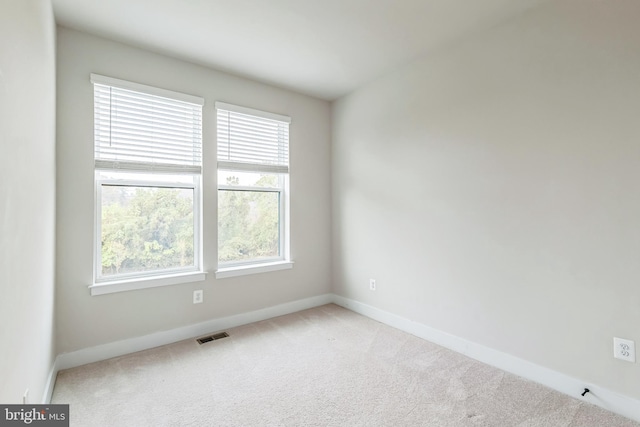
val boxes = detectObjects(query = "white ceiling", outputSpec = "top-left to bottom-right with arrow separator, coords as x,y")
52,0 -> 551,100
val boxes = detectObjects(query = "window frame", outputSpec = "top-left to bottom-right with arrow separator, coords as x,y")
94,172 -> 202,283
90,74 -> 206,295
215,103 -> 293,278
217,173 -> 287,267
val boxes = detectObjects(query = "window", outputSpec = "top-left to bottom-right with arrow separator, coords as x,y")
216,102 -> 292,277
91,74 -> 205,295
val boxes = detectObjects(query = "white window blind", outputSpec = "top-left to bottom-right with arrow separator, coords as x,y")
216,102 -> 290,174
92,74 -> 204,174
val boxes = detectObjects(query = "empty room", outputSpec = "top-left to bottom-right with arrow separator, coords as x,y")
1,0 -> 639,425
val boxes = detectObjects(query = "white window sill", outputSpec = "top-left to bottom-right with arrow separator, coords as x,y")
89,271 -> 207,296
216,261 -> 293,279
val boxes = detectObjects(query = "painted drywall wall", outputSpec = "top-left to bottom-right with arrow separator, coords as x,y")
332,0 -> 640,400
56,27 -> 331,353
0,0 -> 56,403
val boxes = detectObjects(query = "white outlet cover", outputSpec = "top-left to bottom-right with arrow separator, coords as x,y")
193,290 -> 203,304
613,337 -> 635,362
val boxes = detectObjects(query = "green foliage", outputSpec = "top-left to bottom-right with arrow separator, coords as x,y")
101,186 -> 194,275
101,173 -> 281,274
218,174 -> 279,263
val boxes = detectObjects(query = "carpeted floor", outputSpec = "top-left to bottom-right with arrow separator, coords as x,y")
52,304 -> 638,426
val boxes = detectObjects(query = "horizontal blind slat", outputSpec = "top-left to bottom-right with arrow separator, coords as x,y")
95,159 -> 201,174
216,105 -> 289,170
217,161 -> 288,174
220,126 -> 286,141
222,146 -> 287,160
101,127 -> 201,146
96,145 -> 201,161
94,79 -> 202,172
98,101 -> 202,125
95,101 -> 201,129
95,95 -> 201,119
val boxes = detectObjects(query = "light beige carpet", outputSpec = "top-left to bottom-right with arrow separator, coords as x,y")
52,304 -> 638,426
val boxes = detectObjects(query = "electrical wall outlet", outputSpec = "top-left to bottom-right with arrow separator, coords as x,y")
193,290 -> 203,304
613,337 -> 635,362
369,279 -> 376,291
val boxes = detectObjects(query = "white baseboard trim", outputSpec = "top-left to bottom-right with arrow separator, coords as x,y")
45,291 -> 640,423
41,357 -> 59,404
331,295 -> 640,423
54,293 -> 333,374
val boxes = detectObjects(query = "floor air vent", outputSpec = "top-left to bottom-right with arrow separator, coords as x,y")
197,332 -> 229,345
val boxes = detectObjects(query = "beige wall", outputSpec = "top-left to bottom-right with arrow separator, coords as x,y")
0,0 -> 57,403
55,27 -> 332,353
332,0 -> 640,399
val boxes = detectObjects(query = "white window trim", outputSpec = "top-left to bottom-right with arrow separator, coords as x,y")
216,261 -> 293,279
91,74 -> 204,106
94,173 -> 203,286
90,271 -> 207,296
91,75 -> 205,294
216,102 -> 292,275
215,101 -> 290,123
